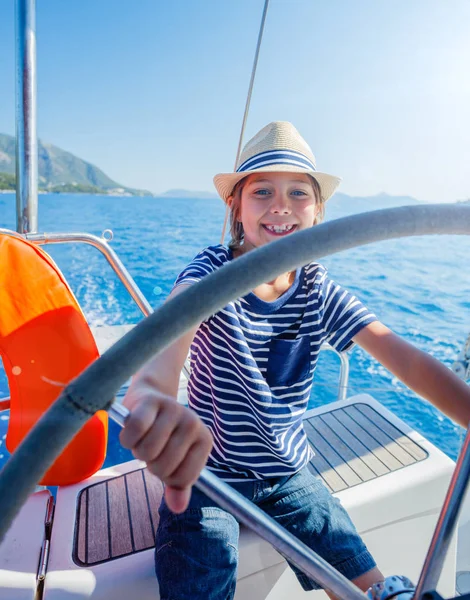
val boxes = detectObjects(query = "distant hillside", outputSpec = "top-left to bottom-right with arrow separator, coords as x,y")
154,188 -> 422,211
326,191 -> 421,219
0,133 -> 152,196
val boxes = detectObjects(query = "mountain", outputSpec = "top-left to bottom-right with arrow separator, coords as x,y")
0,136 -> 439,206
0,133 -> 152,196
154,189 -> 423,210
326,191 -> 421,219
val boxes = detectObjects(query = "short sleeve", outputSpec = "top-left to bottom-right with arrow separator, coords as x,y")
318,272 -> 377,352
173,245 -> 231,289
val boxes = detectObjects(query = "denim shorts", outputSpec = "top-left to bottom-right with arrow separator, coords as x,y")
155,467 -> 376,599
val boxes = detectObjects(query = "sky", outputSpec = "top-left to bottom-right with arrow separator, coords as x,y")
1,0 -> 470,202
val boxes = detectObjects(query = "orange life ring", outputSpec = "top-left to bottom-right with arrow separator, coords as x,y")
0,233 -> 108,485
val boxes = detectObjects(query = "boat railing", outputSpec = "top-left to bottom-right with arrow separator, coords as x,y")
16,229 -> 154,317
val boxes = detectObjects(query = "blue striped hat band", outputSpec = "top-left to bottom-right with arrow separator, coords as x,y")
236,149 -> 316,173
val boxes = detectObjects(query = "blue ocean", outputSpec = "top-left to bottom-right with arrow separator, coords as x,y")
0,192 -> 469,470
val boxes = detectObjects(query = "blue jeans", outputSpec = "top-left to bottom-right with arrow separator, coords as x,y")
155,467 -> 376,599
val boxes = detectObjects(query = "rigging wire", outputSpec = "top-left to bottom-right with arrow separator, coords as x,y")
220,0 -> 270,243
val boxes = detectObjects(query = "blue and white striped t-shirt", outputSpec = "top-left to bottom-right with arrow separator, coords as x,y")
174,245 -> 377,481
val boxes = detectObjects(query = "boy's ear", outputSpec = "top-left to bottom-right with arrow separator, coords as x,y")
227,195 -> 241,221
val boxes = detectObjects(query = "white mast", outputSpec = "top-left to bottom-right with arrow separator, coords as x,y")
15,0 -> 38,233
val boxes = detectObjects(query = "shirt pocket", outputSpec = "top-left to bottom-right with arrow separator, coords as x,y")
265,336 -> 311,388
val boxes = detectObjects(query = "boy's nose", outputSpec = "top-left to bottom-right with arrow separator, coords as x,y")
270,193 -> 291,214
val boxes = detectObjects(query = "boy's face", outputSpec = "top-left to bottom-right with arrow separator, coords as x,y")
239,172 -> 319,252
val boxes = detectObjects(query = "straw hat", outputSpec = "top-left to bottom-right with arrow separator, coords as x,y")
213,121 -> 342,203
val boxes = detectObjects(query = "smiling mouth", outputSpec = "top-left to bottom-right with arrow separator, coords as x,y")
262,224 -> 298,236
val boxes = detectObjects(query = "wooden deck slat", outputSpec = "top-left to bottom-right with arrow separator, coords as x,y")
126,470 -> 155,551
304,421 -> 363,487
307,445 -> 348,493
87,481 -> 109,563
306,432 -> 349,492
344,406 -> 416,466
320,411 -> 390,477
143,468 -> 164,534
107,475 -> 133,558
73,402 -> 428,566
313,414 -> 377,482
332,409 -> 403,471
356,404 -> 428,461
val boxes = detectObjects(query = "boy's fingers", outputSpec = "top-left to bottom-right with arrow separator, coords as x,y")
119,393 -> 178,450
119,396 -> 159,449
146,427 -> 212,486
163,435 -> 213,489
145,411 -> 205,477
164,485 -> 192,514
118,391 -> 213,513
131,403 -> 183,462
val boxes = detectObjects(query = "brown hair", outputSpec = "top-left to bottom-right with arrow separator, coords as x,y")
227,175 -> 325,251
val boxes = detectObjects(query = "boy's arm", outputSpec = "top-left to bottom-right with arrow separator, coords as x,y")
353,321 -> 470,429
120,284 -> 212,513
123,284 -> 197,406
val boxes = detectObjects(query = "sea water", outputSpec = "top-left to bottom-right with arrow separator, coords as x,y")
0,192 -> 469,469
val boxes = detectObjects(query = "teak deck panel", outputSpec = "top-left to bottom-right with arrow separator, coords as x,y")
73,403 -> 428,567
74,468 -> 163,566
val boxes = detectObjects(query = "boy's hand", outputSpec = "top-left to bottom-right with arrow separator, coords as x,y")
119,385 -> 213,513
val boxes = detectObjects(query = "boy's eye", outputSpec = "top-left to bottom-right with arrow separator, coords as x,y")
292,190 -> 308,197
253,188 -> 271,196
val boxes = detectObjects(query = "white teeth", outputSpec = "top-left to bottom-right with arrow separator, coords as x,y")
265,224 -> 295,233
